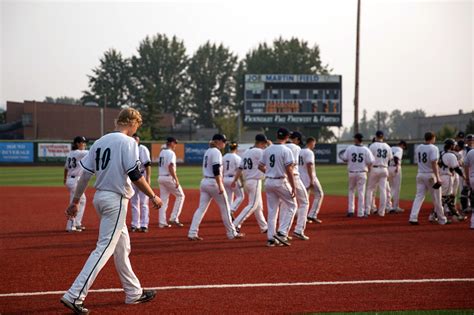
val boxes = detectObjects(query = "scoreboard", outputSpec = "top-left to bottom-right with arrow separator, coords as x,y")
243,74 -> 342,126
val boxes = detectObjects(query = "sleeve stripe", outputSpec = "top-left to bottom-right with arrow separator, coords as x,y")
80,160 -> 94,174
126,160 -> 140,174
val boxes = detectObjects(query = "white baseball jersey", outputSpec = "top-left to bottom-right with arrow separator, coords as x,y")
138,144 -> 151,174
260,144 -> 294,178
343,145 -> 374,172
285,143 -> 301,175
158,148 -> 176,176
223,153 -> 241,177
369,142 -> 392,167
202,147 -> 222,177
465,149 -> 474,177
388,146 -> 403,166
415,144 -> 439,174
80,132 -> 140,199
439,151 -> 459,175
65,149 -> 89,177
299,147 -> 316,187
239,147 -> 264,180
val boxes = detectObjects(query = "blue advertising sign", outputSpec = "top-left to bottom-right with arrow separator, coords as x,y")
184,143 -> 209,164
0,142 -> 34,163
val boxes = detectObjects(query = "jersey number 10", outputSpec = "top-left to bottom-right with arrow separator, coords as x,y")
95,148 -> 111,171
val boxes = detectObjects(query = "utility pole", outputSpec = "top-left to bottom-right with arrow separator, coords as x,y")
354,0 -> 361,133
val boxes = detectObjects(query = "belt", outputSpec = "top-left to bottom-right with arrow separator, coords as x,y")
205,176 -> 215,179
373,165 -> 387,168
159,174 -> 170,176
266,176 -> 284,179
349,171 -> 366,173
69,175 -> 76,178
226,175 -> 235,177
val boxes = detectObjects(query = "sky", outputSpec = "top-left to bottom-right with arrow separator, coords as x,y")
1,0 -> 472,129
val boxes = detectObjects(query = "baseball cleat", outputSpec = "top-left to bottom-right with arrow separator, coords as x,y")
75,225 -> 86,231
169,220 -> 184,227
60,297 -> 89,314
293,232 -> 310,240
130,289 -> 157,304
233,232 -> 245,239
130,226 -> 139,232
266,239 -> 278,247
346,212 -> 354,218
261,229 -> 268,234
139,227 -> 149,233
188,235 -> 203,241
274,232 -> 291,246
409,221 -> 419,225
67,228 -> 81,233
159,223 -> 171,228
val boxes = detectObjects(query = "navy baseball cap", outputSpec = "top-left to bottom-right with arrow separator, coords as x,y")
73,136 -> 87,143
398,140 -> 407,147
277,127 -> 290,138
290,131 -> 303,140
166,137 -> 178,143
354,133 -> 363,140
375,130 -> 384,137
457,131 -> 465,138
212,134 -> 227,142
466,134 -> 473,140
255,134 -> 268,142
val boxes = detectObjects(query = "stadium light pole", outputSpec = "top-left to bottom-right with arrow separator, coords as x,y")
354,0 -> 361,133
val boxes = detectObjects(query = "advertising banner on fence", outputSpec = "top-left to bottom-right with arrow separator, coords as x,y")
314,144 -> 335,164
185,143 -> 209,164
0,142 -> 34,163
336,144 -> 350,164
38,143 -> 71,162
151,143 -> 185,163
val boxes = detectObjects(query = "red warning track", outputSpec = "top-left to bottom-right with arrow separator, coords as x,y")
0,186 -> 473,314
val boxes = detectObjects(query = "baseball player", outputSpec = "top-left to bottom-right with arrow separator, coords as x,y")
231,134 -> 268,233
286,131 -> 310,240
341,133 -> 374,217
462,135 -> 474,229
438,138 -> 465,221
386,140 -> 407,213
187,134 -> 244,241
63,136 -> 89,232
258,127 -> 296,247
408,131 -> 449,225
223,142 -> 244,218
61,108 -> 162,314
461,134 -> 473,214
299,136 -> 324,224
130,134 -> 152,232
158,137 -> 185,228
365,130 -> 393,216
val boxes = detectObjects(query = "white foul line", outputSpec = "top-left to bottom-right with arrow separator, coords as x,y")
1,278 -> 474,298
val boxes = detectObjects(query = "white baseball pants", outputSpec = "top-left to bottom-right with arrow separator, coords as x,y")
158,176 -> 185,225
265,178 -> 296,240
440,174 -> 454,196
469,176 -> 474,229
409,173 -> 448,224
347,172 -> 367,217
307,177 -> 324,219
223,177 -> 245,212
130,183 -> 149,228
287,176 -> 309,235
62,190 -> 142,304
365,167 -> 389,216
188,178 -> 238,239
233,179 -> 267,232
65,176 -> 86,230
386,166 -> 402,210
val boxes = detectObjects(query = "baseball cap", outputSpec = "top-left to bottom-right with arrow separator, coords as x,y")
212,134 -> 227,142
166,137 -> 178,143
353,133 -> 363,140
255,134 -> 268,142
398,140 -> 407,147
457,131 -> 465,138
290,131 -> 303,141
444,138 -> 456,146
375,130 -> 384,137
73,136 -> 87,143
466,134 -> 473,140
277,127 -> 290,138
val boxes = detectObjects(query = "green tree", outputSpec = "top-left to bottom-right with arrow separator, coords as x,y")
188,42 -> 238,128
44,96 -> 81,105
81,49 -> 131,108
130,34 -> 188,138
214,115 -> 239,141
465,117 -> 474,134
436,124 -> 457,140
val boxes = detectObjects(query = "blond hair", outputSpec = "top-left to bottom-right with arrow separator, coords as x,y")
115,108 -> 142,127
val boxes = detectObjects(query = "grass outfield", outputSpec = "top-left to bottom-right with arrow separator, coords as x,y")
0,165 -> 422,201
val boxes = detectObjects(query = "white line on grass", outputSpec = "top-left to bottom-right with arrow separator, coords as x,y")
1,278 -> 474,298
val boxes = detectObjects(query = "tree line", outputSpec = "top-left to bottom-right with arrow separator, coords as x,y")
74,34 -> 331,139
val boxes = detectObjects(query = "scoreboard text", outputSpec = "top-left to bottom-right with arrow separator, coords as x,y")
243,74 -> 342,126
